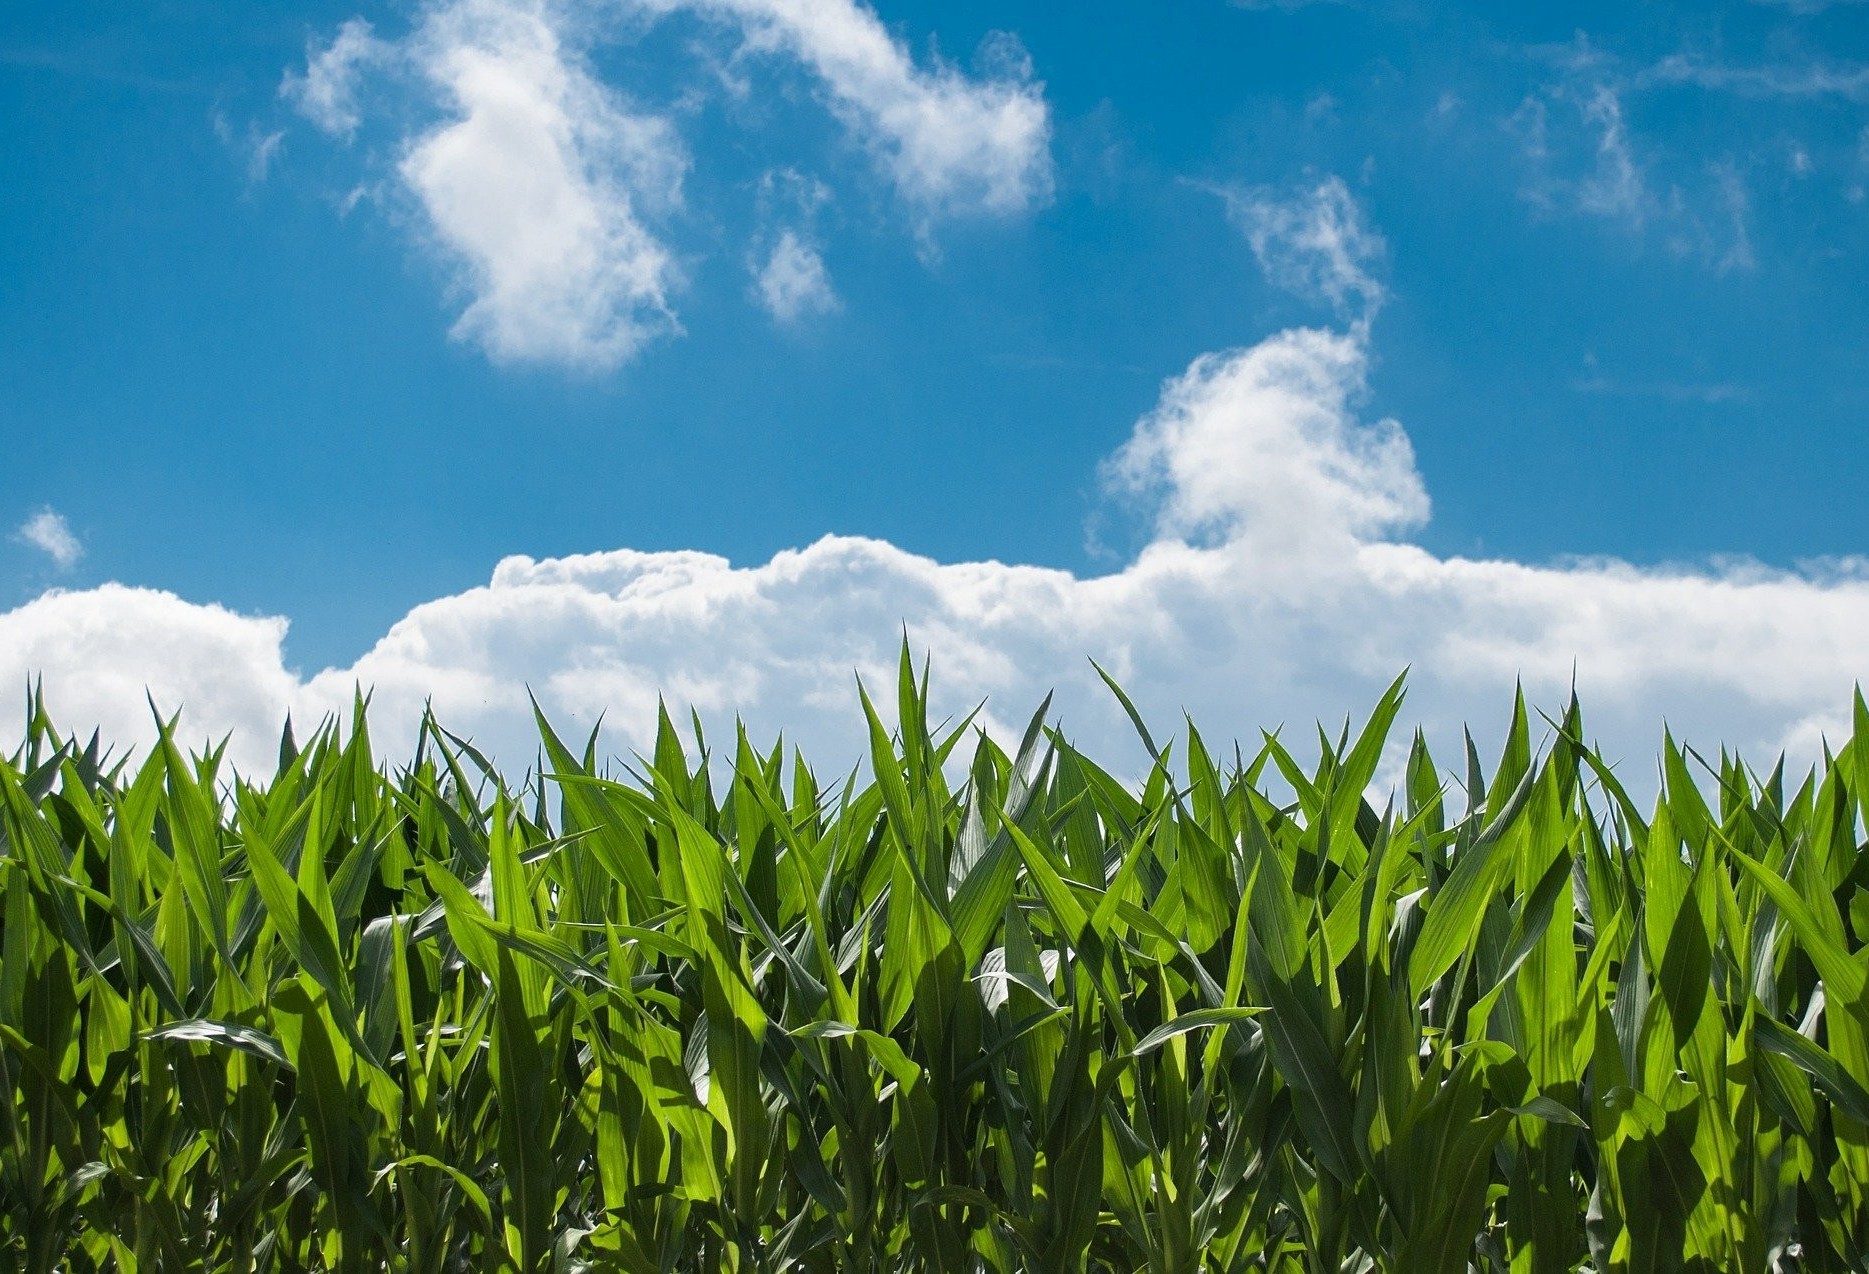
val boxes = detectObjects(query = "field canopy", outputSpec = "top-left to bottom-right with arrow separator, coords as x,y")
4,655 -> 1869,1270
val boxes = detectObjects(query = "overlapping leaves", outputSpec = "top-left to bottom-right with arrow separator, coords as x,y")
3,664 -> 1868,1271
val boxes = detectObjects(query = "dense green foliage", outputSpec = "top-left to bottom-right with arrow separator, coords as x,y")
4,656 -> 1869,1271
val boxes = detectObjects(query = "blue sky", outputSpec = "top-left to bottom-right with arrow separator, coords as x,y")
3,0 -> 1868,775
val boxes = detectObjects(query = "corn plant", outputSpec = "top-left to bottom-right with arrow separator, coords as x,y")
3,652 -> 1869,1271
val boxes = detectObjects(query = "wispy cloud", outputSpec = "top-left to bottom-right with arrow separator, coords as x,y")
1573,85 -> 1646,224
1571,375 -> 1750,404
1508,44 -> 1760,270
1210,175 -> 1387,322
213,113 -> 285,184
15,509 -> 82,570
1711,159 -> 1755,273
752,230 -> 839,322
1641,52 -> 1869,102
1509,82 -> 1651,229
746,166 -> 838,322
280,18 -> 387,140
1747,0 -> 1866,16
0,45 -> 202,94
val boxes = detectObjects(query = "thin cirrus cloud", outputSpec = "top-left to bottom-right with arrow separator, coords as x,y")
1748,0 -> 1866,14
281,0 -> 1053,370
1209,175 -> 1387,322
1508,71 -> 1759,272
1640,52 -> 1869,102
1506,33 -> 1869,266
1509,82 -> 1650,230
7,181 -> 1869,790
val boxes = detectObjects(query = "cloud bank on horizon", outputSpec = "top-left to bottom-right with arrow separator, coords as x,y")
6,174 -> 1867,785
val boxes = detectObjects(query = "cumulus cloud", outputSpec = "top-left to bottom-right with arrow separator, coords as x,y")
7,306 -> 1868,791
670,0 -> 1053,220
8,174 -> 1857,785
1105,327 -> 1424,557
1212,176 -> 1386,321
279,0 -> 1053,368
751,229 -> 838,321
0,586 -> 296,757
399,0 -> 686,368
15,510 -> 83,570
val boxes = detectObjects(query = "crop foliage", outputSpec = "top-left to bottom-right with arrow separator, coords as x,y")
4,655 -> 1869,1270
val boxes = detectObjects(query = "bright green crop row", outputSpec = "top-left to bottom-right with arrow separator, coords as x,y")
4,653 -> 1869,1271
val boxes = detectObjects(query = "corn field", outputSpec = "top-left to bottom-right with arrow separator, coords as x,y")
4,655 -> 1869,1271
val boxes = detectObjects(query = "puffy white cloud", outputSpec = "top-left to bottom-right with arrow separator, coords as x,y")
671,0 -> 1052,219
7,316 -> 1868,792
751,228 -> 838,321
281,18 -> 388,139
1104,327 -> 1426,559
400,0 -> 687,368
15,509 -> 83,570
0,585 -> 296,759
280,0 -> 1053,368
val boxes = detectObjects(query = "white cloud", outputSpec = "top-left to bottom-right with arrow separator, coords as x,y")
15,510 -> 83,570
400,0 -> 687,368
1212,176 -> 1386,320
249,130 -> 286,182
673,0 -> 1053,220
280,0 -> 1053,369
213,113 -> 287,185
1571,375 -> 1748,404
1510,65 -> 1760,270
7,312 -> 1867,791
1574,85 -> 1647,225
752,229 -> 839,321
1104,327 -> 1425,557
1643,52 -> 1869,101
1711,160 -> 1755,273
281,18 -> 388,139
0,586 -> 296,759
